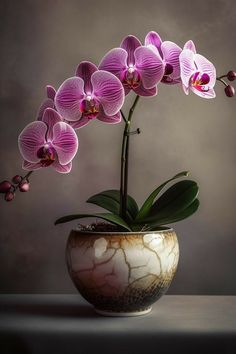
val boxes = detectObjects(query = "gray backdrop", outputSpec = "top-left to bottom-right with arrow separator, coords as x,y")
0,0 -> 236,294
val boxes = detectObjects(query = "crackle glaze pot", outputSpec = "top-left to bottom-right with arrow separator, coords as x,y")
66,228 -> 179,317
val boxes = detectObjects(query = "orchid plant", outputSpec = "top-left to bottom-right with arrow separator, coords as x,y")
1,32 -> 235,232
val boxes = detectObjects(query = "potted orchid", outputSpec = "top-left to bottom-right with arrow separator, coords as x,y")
1,32 -> 235,316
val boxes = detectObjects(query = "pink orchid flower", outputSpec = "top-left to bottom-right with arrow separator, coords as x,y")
54,61 -> 125,129
145,31 -> 182,85
18,108 -> 78,173
99,35 -> 164,97
179,40 -> 216,98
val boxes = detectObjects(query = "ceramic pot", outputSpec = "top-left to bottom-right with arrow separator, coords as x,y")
66,228 -> 179,316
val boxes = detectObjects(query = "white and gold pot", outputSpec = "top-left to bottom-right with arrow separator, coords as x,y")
66,228 -> 179,317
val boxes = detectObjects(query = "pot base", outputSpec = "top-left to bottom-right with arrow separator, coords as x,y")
94,307 -> 152,317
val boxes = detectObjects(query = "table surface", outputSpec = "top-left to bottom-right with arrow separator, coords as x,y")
0,295 -> 236,354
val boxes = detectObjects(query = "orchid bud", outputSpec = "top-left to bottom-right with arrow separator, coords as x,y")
227,71 -> 236,82
224,85 -> 235,97
19,181 -> 30,192
5,191 -> 15,202
12,175 -> 22,184
0,181 -> 12,193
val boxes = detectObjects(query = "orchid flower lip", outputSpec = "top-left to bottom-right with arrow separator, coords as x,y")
37,144 -> 56,167
121,68 -> 141,89
190,71 -> 210,92
79,97 -> 100,119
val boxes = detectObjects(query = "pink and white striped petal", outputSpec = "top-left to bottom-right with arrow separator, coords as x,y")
179,49 -> 196,88
183,40 -> 196,54
53,160 -> 72,174
99,48 -> 128,78
67,116 -> 90,130
52,122 -> 78,165
18,121 -> 47,163
135,46 -> 164,89
120,35 -> 142,65
92,70 -> 125,116
145,31 -> 162,51
191,86 -> 216,99
133,83 -> 157,97
55,77 -> 85,122
37,98 -> 54,121
76,61 -> 98,94
161,41 -> 182,79
182,84 -> 190,95
22,160 -> 42,171
97,109 -> 121,124
42,108 -> 63,141
46,85 -> 56,100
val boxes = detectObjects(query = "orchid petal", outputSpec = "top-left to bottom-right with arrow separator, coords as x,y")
99,48 -> 127,79
161,41 -> 182,79
190,86 -> 216,99
133,83 -> 157,97
145,31 -> 162,50
23,160 -> 42,171
194,54 -> 216,87
182,84 -> 189,95
37,98 -> 54,120
18,121 -> 47,163
97,108 -> 121,124
179,49 -> 195,88
55,77 -> 84,122
42,108 -> 63,140
120,35 -> 142,65
184,40 -> 196,54
92,70 -> 124,116
52,122 -> 78,165
67,116 -> 90,130
135,46 -> 164,89
75,61 -> 98,94
161,76 -> 181,85
53,160 -> 72,174
46,85 -> 56,100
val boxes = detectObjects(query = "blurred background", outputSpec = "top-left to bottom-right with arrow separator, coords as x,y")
0,0 -> 236,294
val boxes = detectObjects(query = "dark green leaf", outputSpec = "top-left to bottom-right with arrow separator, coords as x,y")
144,199 -> 200,230
135,171 -> 189,221
87,190 -> 139,220
141,180 -> 198,224
55,212 -> 131,231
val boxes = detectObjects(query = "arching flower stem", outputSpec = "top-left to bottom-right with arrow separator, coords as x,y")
216,77 -> 228,87
120,95 -> 140,220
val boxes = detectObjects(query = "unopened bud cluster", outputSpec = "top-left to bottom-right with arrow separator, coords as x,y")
223,71 -> 236,97
0,175 -> 30,202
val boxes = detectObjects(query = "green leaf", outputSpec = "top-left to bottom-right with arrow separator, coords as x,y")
144,199 -> 200,230
135,171 -> 189,221
141,180 -> 198,223
87,190 -> 139,220
55,212 -> 132,231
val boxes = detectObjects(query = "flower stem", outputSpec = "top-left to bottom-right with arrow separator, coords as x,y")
217,75 -> 227,80
120,95 -> 140,221
120,110 -> 128,123
216,77 -> 228,87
